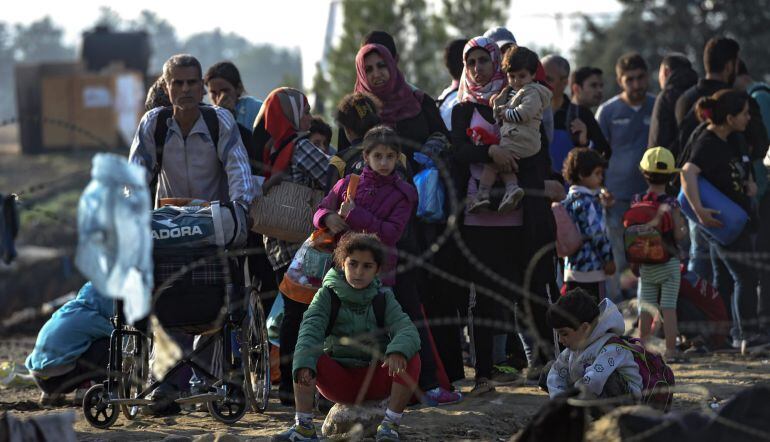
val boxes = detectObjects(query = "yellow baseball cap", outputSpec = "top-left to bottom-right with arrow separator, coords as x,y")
640,147 -> 679,174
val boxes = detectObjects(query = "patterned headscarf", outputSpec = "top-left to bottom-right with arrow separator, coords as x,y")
254,87 -> 309,178
457,36 -> 507,106
354,44 -> 423,126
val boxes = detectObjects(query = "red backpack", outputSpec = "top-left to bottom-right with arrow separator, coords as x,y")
606,336 -> 675,411
622,193 -> 675,264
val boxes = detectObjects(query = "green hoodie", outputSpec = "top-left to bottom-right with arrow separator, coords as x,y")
292,268 -> 420,377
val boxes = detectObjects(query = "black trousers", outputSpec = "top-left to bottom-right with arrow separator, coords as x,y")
460,225 -> 524,380
423,233 -> 469,383
33,338 -> 110,395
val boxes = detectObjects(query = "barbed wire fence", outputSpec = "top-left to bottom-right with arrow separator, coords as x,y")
2,117 -> 770,440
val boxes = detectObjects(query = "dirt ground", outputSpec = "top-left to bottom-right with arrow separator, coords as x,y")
2,337 -> 769,441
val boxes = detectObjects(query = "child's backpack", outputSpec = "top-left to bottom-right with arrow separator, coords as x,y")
323,287 -> 387,337
552,202 -> 583,258
605,336 -> 675,411
622,193 -> 675,264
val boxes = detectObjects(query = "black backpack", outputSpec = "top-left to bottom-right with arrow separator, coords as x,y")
150,105 -> 220,190
323,286 -> 387,337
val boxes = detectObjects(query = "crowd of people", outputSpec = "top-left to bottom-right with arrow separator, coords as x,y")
24,23 -> 770,442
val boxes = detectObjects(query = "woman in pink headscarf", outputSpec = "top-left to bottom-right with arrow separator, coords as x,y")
431,36 -> 559,396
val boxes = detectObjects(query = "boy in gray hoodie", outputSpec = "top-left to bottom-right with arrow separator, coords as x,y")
546,288 -> 643,400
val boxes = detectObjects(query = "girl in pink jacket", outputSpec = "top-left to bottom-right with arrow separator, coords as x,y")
314,125 -> 417,287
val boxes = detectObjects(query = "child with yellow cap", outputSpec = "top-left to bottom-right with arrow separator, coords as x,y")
633,147 -> 688,361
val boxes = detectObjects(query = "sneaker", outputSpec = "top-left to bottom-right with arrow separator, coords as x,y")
376,421 -> 400,442
491,364 -> 520,385
141,385 -> 181,416
423,387 -> 463,406
271,424 -> 318,441
467,196 -> 491,213
732,333 -> 770,350
498,187 -> 525,212
469,377 -> 495,396
39,391 -> 66,407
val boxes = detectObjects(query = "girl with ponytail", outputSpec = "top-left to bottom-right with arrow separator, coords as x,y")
681,88 -> 763,348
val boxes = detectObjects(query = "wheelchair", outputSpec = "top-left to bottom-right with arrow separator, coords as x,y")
82,246 -> 271,428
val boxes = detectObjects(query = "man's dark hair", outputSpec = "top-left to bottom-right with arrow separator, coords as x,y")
661,53 -> 691,72
308,116 -> 332,141
362,31 -> 398,59
738,59 -> 749,76
562,147 -> 607,185
444,38 -> 467,81
703,37 -> 740,74
615,52 -> 648,78
204,61 -> 244,91
546,288 -> 600,329
333,232 -> 385,269
502,46 -> 539,75
570,66 -> 603,88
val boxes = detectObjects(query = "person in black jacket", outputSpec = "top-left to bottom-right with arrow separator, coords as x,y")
648,53 -> 697,151
675,37 -> 768,161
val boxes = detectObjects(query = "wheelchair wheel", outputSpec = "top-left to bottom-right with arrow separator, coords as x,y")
82,384 -> 120,429
241,289 -> 271,413
207,380 -> 247,424
121,334 -> 149,420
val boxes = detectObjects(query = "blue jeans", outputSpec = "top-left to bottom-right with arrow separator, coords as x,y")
688,219 -> 713,283
604,200 -> 630,302
710,230 -> 758,341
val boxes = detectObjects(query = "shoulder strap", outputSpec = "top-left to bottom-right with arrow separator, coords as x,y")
324,287 -> 342,337
372,290 -> 387,332
324,287 -> 387,337
200,106 -> 220,150
151,107 -> 174,189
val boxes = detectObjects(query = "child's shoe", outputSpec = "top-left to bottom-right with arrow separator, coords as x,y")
423,387 -> 463,406
271,423 -> 318,441
498,186 -> 525,212
376,421 -> 401,442
467,195 -> 491,213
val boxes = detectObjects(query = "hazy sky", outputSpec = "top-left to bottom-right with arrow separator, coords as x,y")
9,0 -> 621,89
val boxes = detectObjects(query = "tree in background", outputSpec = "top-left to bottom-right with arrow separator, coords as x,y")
574,0 -> 770,98
441,0 -> 509,37
12,17 -> 74,63
317,0 -> 509,120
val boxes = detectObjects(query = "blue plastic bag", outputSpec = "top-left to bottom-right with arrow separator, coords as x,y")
413,152 -> 446,223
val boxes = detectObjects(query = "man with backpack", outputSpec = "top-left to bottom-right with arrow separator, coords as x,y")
127,53 -> 257,414
129,53 -> 257,209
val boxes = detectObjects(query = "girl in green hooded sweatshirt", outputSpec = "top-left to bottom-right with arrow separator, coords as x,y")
272,232 -> 421,442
